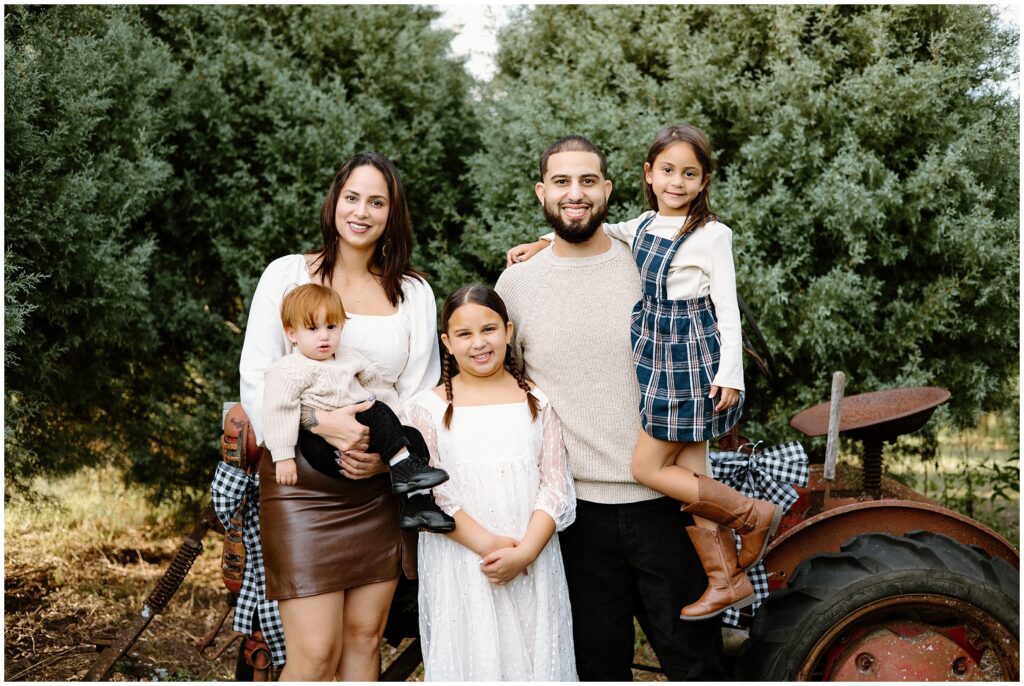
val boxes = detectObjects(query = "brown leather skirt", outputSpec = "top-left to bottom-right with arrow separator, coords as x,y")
259,450 -> 416,601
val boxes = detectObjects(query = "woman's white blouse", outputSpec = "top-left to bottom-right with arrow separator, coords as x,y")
239,253 -> 441,445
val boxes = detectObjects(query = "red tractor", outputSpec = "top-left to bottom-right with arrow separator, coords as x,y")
734,377 -> 1019,681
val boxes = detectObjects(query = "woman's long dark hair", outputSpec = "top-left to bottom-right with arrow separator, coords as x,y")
312,152 -> 422,305
643,124 -> 718,239
439,284 -> 539,429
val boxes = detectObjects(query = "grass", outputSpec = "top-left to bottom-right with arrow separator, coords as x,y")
4,466 -> 237,681
4,466 -> 673,681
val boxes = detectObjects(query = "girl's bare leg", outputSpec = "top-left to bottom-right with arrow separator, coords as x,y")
335,577 -> 399,681
673,440 -> 718,531
631,432 -> 717,530
278,591 -> 346,681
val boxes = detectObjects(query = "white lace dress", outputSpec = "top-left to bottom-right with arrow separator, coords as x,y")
407,388 -> 578,682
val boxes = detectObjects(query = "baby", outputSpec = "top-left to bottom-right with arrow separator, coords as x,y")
262,283 -> 454,532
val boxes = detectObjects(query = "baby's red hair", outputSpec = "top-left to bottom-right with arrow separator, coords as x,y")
280,283 -> 348,329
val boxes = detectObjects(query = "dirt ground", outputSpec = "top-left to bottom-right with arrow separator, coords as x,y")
3,525 -> 442,681
5,518 -> 240,681
10,449 -> 1014,682
5,542 -> 664,681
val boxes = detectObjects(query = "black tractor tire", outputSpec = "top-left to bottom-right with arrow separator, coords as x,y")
736,530 -> 1019,681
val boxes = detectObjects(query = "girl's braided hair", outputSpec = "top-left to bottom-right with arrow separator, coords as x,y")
440,284 -> 539,429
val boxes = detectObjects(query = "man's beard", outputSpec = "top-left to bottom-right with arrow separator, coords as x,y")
542,197 -> 609,244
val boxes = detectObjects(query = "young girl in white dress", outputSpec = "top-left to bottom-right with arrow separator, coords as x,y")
407,284 -> 578,681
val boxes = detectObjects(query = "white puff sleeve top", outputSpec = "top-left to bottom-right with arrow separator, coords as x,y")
239,253 -> 441,445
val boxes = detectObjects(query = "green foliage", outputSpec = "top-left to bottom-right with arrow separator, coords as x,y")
464,4 -> 1019,438
5,5 -> 477,502
938,403 -> 1019,532
5,5 -> 179,492
930,450 -> 1019,525
886,406 -> 1019,541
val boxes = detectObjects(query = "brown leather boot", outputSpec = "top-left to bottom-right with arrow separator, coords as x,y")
680,526 -> 756,621
682,474 -> 782,570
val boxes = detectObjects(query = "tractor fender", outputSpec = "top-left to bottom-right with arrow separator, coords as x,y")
764,499 -> 1019,592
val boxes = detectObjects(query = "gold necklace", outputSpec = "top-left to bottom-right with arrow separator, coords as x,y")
348,271 -> 376,305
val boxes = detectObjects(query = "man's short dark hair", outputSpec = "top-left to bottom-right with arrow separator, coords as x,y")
539,135 -> 608,180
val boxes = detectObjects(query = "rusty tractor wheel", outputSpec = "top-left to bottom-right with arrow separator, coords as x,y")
736,531 -> 1019,681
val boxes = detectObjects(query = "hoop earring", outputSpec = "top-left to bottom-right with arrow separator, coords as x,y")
382,239 -> 390,258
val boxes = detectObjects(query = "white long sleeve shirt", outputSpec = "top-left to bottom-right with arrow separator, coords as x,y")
542,211 -> 744,391
239,253 -> 441,446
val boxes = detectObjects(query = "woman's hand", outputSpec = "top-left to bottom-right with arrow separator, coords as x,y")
710,386 -> 740,412
480,545 -> 531,585
337,449 -> 388,479
505,239 -> 550,267
311,400 -> 374,452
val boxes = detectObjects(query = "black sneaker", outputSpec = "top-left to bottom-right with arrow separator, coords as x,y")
388,456 -> 449,494
401,494 -> 456,533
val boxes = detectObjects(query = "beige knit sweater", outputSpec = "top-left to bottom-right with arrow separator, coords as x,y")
496,239 -> 662,504
262,348 -> 399,462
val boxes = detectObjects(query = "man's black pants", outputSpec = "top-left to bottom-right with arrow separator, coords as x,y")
559,496 -> 725,681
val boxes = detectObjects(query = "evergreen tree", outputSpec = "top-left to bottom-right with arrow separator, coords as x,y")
5,5 -> 180,493
4,5 -> 477,500
5,4 -> 1018,500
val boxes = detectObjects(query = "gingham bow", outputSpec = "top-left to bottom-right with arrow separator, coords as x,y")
709,440 -> 809,513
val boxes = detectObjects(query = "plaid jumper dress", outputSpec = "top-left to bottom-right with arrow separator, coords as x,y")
629,215 -> 744,442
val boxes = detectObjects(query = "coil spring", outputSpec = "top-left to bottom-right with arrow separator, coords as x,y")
145,537 -> 203,612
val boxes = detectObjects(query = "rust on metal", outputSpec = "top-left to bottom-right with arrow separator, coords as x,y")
826,623 -> 980,681
198,631 -> 244,661
769,463 -> 932,556
222,402 -> 261,469
790,386 -> 950,497
803,462 -> 933,505
202,502 -> 226,537
243,631 -> 273,681
790,386 -> 951,438
796,595 -> 1019,681
195,600 -> 235,659
764,499 -> 1019,593
860,440 -> 883,498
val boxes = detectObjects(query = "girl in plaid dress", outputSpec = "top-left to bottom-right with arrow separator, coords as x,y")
509,125 -> 782,620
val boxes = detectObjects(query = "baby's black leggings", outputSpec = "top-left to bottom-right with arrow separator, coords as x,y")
296,401 -> 426,480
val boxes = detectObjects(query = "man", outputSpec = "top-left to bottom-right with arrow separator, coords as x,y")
495,135 -> 725,680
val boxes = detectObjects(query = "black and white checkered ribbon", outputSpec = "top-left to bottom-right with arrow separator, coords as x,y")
709,440 -> 809,627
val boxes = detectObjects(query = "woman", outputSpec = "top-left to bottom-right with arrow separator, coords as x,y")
239,152 -> 440,680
